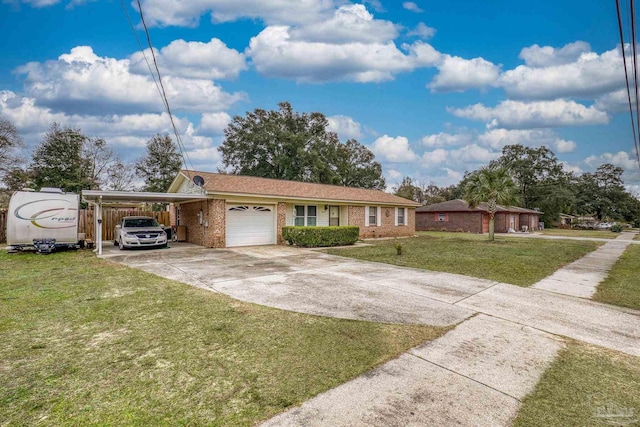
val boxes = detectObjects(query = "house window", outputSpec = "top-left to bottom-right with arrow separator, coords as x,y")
294,205 -> 317,226
368,206 -> 377,226
397,208 -> 405,226
438,213 -> 447,222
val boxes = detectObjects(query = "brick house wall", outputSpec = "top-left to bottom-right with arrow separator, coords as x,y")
276,202 -> 286,245
349,206 -> 415,239
178,199 -> 226,248
416,212 -> 483,233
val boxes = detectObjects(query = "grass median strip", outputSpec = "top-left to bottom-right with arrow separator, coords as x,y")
594,244 -> 640,310
0,250 -> 444,426
326,232 -> 601,286
513,342 -> 640,427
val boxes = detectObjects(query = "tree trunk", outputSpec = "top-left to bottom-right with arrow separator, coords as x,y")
489,213 -> 495,241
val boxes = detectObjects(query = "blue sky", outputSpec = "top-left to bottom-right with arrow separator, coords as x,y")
1,0 -> 639,191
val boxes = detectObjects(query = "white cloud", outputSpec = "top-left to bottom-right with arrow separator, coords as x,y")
290,4 -> 399,44
138,0 -> 337,27
421,148 -> 448,166
14,46 -> 245,115
402,2 -> 423,13
560,161 -> 582,174
422,131 -> 471,148
478,129 -> 577,153
130,38 -> 246,80
407,22 -> 436,39
519,41 -> 591,68
448,144 -> 498,165
326,115 -> 363,140
199,112 -> 231,135
448,99 -> 609,129
387,169 -> 403,180
247,27 -> 439,83
500,45 -> 625,100
585,151 -> 639,171
371,135 -> 418,162
594,89 -> 635,113
429,55 -> 500,92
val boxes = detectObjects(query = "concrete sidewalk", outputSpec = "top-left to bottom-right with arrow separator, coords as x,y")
261,315 -> 563,427
532,231 -> 637,298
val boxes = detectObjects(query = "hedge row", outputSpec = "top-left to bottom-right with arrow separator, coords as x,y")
282,226 -> 360,248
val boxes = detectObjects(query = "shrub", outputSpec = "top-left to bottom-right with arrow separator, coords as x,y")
282,226 -> 360,248
611,224 -> 623,233
394,241 -> 403,255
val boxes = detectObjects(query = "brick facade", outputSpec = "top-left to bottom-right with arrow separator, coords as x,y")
276,202 -> 287,245
349,206 -> 415,239
178,199 -> 226,248
416,212 -> 483,233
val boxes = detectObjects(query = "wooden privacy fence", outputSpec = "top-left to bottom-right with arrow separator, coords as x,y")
0,210 -> 6,243
78,209 -> 171,242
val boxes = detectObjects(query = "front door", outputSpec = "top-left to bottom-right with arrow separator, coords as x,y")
329,206 -> 340,226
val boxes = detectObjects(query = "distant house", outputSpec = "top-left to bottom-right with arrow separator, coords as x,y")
553,213 -> 575,228
416,199 -> 542,233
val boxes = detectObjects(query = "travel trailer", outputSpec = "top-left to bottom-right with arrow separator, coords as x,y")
6,188 -> 80,253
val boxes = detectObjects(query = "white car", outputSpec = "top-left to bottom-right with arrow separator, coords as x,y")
598,222 -> 612,230
114,216 -> 167,250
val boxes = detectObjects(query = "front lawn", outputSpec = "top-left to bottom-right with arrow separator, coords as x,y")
536,228 -> 618,239
326,233 -> 601,286
514,342 -> 640,427
0,251 -> 443,426
594,244 -> 640,310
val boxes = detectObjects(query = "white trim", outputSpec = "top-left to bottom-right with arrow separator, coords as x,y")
365,206 -> 370,226
376,206 -> 382,227
404,208 -> 409,226
394,207 -> 399,226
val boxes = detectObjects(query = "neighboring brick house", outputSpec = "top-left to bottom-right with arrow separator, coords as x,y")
167,170 -> 420,248
416,199 -> 542,233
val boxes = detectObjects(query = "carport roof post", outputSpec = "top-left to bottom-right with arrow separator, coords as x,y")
81,190 -> 209,255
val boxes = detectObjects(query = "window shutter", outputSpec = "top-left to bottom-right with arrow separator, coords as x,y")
394,207 -> 399,226
404,208 -> 409,226
365,206 -> 370,226
377,206 -> 382,226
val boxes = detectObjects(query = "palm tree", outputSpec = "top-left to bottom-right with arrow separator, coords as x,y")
464,166 -> 519,241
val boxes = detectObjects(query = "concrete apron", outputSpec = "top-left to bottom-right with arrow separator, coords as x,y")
531,231 -> 637,298
260,315 -> 563,427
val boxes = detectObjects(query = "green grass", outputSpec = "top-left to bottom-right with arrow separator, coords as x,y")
537,228 -> 619,239
0,251 -> 444,426
326,232 -> 601,286
594,244 -> 640,310
514,342 -> 640,427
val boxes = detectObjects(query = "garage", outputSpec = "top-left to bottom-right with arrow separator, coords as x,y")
226,204 -> 276,247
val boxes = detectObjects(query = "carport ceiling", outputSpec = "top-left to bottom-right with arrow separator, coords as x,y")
82,190 -> 208,205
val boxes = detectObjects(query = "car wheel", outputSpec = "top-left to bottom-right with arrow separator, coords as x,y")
113,239 -> 118,246
118,239 -> 125,250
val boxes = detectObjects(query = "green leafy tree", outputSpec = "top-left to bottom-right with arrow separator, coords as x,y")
575,164 -> 627,220
31,123 -> 95,193
490,144 -> 574,224
219,102 -> 385,189
135,133 -> 183,192
464,166 -> 519,241
0,117 -> 23,177
393,176 -> 422,201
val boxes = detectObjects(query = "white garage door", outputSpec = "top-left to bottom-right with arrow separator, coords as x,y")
226,205 -> 276,247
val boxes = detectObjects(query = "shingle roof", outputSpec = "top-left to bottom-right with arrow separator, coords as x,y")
177,170 -> 420,206
415,199 -> 541,214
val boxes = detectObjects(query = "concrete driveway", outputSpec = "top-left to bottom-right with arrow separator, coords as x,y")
103,244 -> 487,326
104,243 -> 640,426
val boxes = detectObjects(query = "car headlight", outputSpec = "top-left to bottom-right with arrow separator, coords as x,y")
124,232 -> 137,238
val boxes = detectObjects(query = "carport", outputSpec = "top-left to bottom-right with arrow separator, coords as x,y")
82,190 -> 208,256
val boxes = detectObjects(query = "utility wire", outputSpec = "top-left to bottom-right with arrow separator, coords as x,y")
616,0 -> 640,165
629,0 -> 640,166
130,0 -> 194,176
119,0 -> 166,112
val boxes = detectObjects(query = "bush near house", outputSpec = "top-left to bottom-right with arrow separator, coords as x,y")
282,226 -> 359,247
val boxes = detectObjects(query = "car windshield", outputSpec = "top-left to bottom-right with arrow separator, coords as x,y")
123,218 -> 160,228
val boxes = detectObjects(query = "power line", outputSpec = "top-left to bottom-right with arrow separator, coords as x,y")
616,0 -> 640,166
122,0 -> 195,176
616,0 -> 640,168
